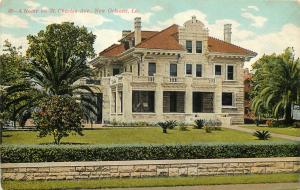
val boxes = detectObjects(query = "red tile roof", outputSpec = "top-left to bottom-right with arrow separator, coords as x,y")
136,25 -> 184,51
208,37 -> 256,56
99,44 -> 125,57
99,25 -> 256,57
122,31 -> 158,41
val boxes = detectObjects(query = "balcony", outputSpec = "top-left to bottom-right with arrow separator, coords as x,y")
163,77 -> 184,83
132,76 -> 155,82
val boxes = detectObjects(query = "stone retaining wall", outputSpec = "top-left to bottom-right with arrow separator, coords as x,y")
1,157 -> 299,181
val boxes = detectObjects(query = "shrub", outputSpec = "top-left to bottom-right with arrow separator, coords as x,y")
293,121 -> 300,128
166,120 -> 177,129
194,119 -> 205,129
204,126 -> 212,133
32,96 -> 83,145
253,130 -> 271,140
1,143 -> 299,163
178,122 -> 188,131
157,122 -> 168,133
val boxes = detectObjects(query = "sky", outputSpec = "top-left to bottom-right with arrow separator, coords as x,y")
0,0 -> 300,68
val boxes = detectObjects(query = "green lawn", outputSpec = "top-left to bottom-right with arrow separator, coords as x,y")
240,125 -> 300,137
3,127 -> 292,145
2,173 -> 299,190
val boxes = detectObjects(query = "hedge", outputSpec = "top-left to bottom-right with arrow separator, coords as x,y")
1,143 -> 299,163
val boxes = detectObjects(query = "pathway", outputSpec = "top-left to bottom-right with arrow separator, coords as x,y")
225,125 -> 300,141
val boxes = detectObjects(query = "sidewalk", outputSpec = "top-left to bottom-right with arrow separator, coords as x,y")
94,183 -> 300,190
225,125 -> 300,141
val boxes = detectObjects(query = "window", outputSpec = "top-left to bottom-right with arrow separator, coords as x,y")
185,64 -> 192,75
132,91 -> 155,112
119,92 -> 123,113
196,64 -> 202,77
196,41 -> 202,53
215,65 -> 222,76
227,65 -> 234,80
113,68 -> 120,76
130,65 -> 133,72
148,62 -> 156,76
186,40 -> 192,53
138,63 -> 140,76
170,64 -> 177,77
222,92 -> 234,106
163,91 -> 185,113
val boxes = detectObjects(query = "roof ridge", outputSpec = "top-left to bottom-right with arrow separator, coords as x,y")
136,24 -> 179,47
208,36 -> 256,55
99,43 -> 121,55
120,30 -> 159,41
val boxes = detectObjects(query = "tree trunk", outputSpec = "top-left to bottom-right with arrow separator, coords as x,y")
285,103 -> 293,125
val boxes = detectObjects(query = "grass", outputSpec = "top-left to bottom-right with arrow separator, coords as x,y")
240,125 -> 300,137
2,173 -> 299,190
2,127 -> 292,145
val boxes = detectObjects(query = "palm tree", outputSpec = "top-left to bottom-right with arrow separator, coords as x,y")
251,48 -> 300,124
4,46 -> 99,124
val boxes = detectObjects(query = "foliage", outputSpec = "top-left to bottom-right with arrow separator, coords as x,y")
26,22 -> 96,61
166,120 -> 177,129
1,143 -> 299,163
0,41 -> 31,127
32,96 -> 84,144
106,121 -> 156,127
293,121 -> 300,128
251,47 -> 300,124
178,122 -> 188,131
253,130 -> 271,140
194,119 -> 205,129
157,121 -> 169,133
203,119 -> 222,133
5,23 -> 98,125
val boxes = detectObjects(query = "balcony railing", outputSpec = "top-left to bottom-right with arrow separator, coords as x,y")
132,76 -> 155,82
193,77 -> 215,85
163,77 -> 184,83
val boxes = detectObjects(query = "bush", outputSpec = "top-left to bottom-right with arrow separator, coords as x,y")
32,96 -> 84,145
253,130 -> 271,140
1,143 -> 299,163
266,120 -> 273,127
293,121 -> 300,128
178,122 -> 188,131
203,119 -> 222,133
157,120 -> 177,133
194,119 -> 205,129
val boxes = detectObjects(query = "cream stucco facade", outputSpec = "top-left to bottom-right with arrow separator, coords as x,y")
89,16 -> 256,125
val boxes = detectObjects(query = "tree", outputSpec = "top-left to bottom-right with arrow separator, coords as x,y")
33,96 -> 83,144
0,41 -> 30,127
6,22 -> 99,127
26,22 -> 96,61
251,47 -> 300,124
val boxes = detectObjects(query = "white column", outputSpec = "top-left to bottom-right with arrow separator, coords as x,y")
122,73 -> 133,122
214,77 -> 222,113
154,74 -> 163,121
185,77 -> 193,114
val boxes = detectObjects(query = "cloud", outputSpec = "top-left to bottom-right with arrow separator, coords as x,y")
247,5 -> 259,11
30,13 -> 111,28
208,19 -> 255,42
151,5 -> 163,12
24,0 -> 40,9
239,23 -> 300,68
0,13 -> 28,28
241,12 -> 267,27
158,9 -> 208,27
114,9 -> 153,23
0,33 -> 28,54
92,29 -> 121,53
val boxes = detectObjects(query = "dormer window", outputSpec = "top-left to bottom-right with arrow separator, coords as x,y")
124,41 -> 130,50
196,41 -> 202,53
186,40 -> 192,53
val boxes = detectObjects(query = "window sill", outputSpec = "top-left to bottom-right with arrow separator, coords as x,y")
132,112 -> 156,114
224,80 -> 236,82
222,106 -> 237,109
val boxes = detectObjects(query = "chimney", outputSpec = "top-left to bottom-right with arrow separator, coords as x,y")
122,30 -> 131,38
134,17 -> 141,45
224,24 -> 232,43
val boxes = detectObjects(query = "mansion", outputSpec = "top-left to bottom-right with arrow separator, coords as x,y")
88,16 -> 257,125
